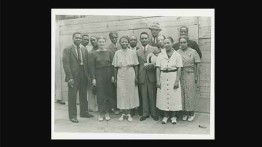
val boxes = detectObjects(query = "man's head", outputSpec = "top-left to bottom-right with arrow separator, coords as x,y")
109,31 -> 118,45
140,32 -> 149,47
81,34 -> 89,47
157,35 -> 166,48
90,36 -> 98,48
179,26 -> 189,38
149,22 -> 161,37
129,35 -> 138,48
72,32 -> 82,46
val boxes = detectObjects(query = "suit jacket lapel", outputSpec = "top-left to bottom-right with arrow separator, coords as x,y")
71,45 -> 78,61
138,48 -> 147,62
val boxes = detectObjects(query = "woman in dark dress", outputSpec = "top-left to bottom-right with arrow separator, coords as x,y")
90,36 -> 115,121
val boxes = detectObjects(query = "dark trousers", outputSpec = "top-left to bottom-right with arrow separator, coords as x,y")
139,77 -> 157,117
68,66 -> 88,119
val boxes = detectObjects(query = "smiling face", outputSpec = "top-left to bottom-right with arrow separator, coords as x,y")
140,34 -> 149,47
73,33 -> 82,46
164,38 -> 173,51
179,38 -> 188,50
90,36 -> 98,47
97,38 -> 106,49
120,38 -> 129,49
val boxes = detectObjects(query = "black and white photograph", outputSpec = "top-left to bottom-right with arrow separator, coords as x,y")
51,9 -> 214,139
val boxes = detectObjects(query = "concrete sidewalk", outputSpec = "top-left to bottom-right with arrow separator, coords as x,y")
54,103 -> 210,134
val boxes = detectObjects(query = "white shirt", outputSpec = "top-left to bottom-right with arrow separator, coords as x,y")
73,44 -> 83,65
142,44 -> 148,52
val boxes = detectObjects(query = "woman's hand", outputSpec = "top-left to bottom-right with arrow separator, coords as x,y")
173,81 -> 179,89
111,76 -> 115,83
135,77 -> 138,86
156,82 -> 161,89
92,79 -> 96,86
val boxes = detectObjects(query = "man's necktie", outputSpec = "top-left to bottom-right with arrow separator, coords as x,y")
77,46 -> 81,63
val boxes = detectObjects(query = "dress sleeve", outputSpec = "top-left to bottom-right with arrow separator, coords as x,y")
176,52 -> 183,68
193,50 -> 201,63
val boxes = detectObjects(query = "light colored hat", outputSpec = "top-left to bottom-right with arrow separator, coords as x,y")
146,53 -> 157,64
149,22 -> 161,30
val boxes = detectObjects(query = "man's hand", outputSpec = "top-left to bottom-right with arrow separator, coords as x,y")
92,79 -> 96,86
173,81 -> 179,89
156,82 -> 161,89
68,79 -> 74,88
135,77 -> 138,86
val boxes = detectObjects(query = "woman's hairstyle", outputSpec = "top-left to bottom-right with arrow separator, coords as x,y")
166,36 -> 174,43
97,36 -> 107,42
119,35 -> 129,44
178,36 -> 189,43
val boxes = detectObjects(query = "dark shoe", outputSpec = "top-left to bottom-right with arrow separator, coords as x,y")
80,113 -> 94,118
70,118 -> 79,123
152,116 -> 159,121
140,116 -> 149,121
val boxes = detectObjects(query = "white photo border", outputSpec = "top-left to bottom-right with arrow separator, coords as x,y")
51,8 -> 215,140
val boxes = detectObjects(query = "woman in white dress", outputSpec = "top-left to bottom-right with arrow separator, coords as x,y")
156,36 -> 183,124
112,36 -> 140,122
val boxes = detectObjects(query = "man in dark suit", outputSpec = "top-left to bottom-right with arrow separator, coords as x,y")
107,31 -> 120,115
149,22 -> 162,47
172,26 -> 202,58
62,32 -> 94,123
136,32 -> 160,121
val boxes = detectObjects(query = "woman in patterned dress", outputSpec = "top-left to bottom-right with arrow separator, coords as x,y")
177,37 -> 201,122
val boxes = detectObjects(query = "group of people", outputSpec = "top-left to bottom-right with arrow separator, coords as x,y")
62,23 -> 201,125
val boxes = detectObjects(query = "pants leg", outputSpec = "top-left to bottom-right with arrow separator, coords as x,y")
68,80 -> 79,119
79,66 -> 88,116
147,80 -> 157,116
139,82 -> 149,117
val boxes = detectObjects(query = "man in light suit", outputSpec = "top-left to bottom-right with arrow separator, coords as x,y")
149,22 -> 162,47
62,32 -> 94,123
136,32 -> 160,121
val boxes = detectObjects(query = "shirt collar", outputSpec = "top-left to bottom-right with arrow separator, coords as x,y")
142,44 -> 148,51
72,43 -> 79,49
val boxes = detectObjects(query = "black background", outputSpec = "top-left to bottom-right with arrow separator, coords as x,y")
1,0 -> 253,144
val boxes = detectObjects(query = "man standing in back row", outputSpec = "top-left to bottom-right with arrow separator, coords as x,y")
172,26 -> 202,58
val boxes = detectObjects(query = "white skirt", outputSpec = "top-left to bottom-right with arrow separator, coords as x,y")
156,71 -> 182,111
